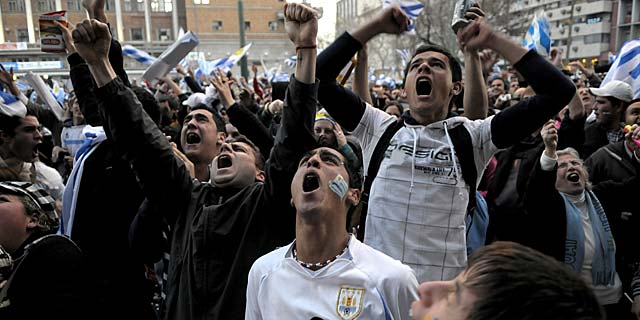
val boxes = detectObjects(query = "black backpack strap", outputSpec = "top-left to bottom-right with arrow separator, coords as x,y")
356,118 -> 404,240
448,125 -> 477,215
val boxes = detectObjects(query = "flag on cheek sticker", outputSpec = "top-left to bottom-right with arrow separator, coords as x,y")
329,174 -> 348,199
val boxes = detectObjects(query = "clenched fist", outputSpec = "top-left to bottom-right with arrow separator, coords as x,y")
284,3 -> 318,48
72,19 -> 111,65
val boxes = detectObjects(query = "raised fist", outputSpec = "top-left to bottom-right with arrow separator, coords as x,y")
284,3 -> 318,47
72,19 -> 111,65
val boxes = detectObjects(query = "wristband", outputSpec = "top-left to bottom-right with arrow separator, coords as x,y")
296,45 -> 317,51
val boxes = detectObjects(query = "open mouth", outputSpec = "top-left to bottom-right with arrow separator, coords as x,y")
186,132 -> 201,144
416,78 -> 432,97
302,172 -> 320,192
567,172 -> 580,183
217,154 -> 232,169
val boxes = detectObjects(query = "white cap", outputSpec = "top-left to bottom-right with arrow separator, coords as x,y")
590,80 -> 633,103
182,92 -> 207,107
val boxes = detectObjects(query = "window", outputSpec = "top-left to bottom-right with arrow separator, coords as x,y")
8,0 -> 26,12
131,28 -> 144,41
151,0 -> 172,12
67,0 -> 82,11
37,0 -> 56,11
268,21 -> 278,31
124,0 -> 144,12
586,16 -> 601,24
17,29 -> 29,42
212,20 -> 223,31
193,0 -> 210,4
158,28 -> 171,41
105,0 -> 115,11
244,21 -> 251,31
583,34 -> 609,44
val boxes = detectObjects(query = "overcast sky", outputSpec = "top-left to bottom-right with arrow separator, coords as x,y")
288,0 -> 338,40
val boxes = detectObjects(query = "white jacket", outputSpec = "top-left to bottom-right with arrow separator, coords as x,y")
353,105 -> 498,282
246,235 -> 418,320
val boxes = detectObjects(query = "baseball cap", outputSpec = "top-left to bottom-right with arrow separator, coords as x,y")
182,92 -> 207,108
589,80 -> 633,103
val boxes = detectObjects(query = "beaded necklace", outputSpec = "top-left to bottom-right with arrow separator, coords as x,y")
292,239 -> 350,270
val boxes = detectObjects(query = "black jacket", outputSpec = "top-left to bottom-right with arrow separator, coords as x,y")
583,122 -> 618,159
486,112 -> 586,243
96,77 -> 317,320
585,141 -> 638,185
67,46 -> 156,319
0,234 -> 90,320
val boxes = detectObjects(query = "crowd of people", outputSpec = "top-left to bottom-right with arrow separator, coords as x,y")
0,1 -> 638,319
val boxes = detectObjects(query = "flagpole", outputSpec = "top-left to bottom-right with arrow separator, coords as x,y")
238,0 -> 249,78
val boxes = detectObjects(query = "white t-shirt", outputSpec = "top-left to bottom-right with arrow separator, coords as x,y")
352,105 -> 497,282
61,125 -> 87,158
246,235 -> 418,320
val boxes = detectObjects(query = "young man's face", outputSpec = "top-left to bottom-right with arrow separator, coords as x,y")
411,271 -> 477,320
490,79 -> 506,95
314,120 -> 336,148
404,51 -> 460,123
625,101 -> 640,126
291,147 -> 357,218
6,116 -> 43,163
181,109 -> 224,164
593,96 -> 621,126
210,141 -> 263,188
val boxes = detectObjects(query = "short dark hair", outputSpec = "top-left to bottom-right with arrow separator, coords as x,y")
227,134 -> 264,170
403,44 -> 462,84
464,242 -> 604,320
131,86 -> 162,126
384,101 -> 404,114
0,114 -> 23,138
489,76 -> 509,90
191,103 -> 227,135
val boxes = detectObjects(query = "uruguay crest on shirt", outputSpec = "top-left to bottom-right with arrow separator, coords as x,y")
335,286 -> 364,319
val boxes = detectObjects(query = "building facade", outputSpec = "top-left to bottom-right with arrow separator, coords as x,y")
615,0 -> 640,49
509,0 -> 616,67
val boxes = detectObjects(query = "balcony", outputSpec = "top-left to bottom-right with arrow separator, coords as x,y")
571,21 -> 611,36
573,1 -> 613,16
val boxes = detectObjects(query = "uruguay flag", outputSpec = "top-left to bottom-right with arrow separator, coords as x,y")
0,91 -> 27,117
212,43 -> 253,73
522,12 -> 551,57
284,55 -> 297,69
602,39 -> 640,99
122,45 -> 157,65
383,0 -> 425,33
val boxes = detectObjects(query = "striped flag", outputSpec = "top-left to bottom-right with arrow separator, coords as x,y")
212,43 -> 253,73
0,90 -> 27,117
396,48 -> 411,67
122,45 -> 157,65
383,0 -> 424,33
284,55 -> 297,69
522,12 -> 551,57
602,39 -> 640,99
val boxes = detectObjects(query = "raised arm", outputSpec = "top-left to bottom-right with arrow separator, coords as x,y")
352,45 -> 373,105
458,18 -> 575,149
457,5 -> 488,120
211,68 -> 275,157
72,19 -> 191,225
316,6 -> 409,131
261,2 -> 319,210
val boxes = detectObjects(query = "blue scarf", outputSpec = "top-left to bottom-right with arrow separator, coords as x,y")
562,190 -> 616,286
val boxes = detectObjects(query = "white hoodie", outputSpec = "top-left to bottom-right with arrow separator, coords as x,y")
353,105 -> 498,282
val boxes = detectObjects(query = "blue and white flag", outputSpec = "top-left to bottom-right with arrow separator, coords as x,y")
383,0 -> 424,33
396,48 -> 411,67
522,12 -> 551,57
284,55 -> 297,69
51,79 -> 65,106
211,43 -> 253,73
122,45 -> 157,65
0,90 -> 27,117
602,39 -> 640,99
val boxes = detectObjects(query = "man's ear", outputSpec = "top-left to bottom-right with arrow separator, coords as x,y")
216,132 -> 226,145
255,170 -> 265,183
346,188 -> 361,207
26,215 -> 38,231
452,81 -> 463,96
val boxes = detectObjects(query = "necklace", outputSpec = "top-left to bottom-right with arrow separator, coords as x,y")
292,237 -> 350,270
